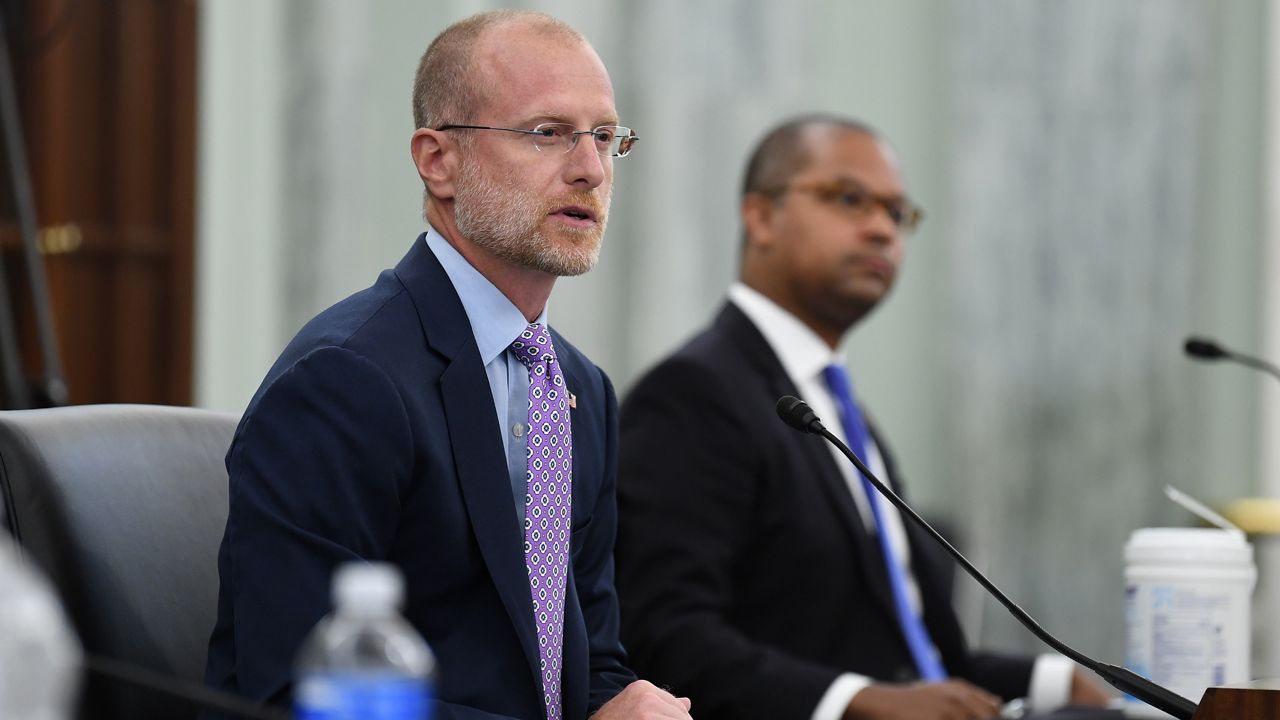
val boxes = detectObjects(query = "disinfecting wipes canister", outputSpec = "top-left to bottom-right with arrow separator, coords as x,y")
1124,528 -> 1255,717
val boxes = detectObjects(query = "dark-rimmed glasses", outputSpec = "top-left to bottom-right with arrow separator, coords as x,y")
436,123 -> 639,158
766,179 -> 924,233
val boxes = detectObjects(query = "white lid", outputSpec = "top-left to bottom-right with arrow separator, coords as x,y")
332,562 -> 404,613
1124,527 -> 1253,567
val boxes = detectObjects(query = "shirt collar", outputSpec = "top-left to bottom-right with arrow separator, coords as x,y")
424,227 -> 548,365
727,282 -> 841,383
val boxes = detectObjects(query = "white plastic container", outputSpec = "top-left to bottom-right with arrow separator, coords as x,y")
1124,528 -> 1255,717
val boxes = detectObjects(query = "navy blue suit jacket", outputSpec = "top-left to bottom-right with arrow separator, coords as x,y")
616,303 -> 1033,719
204,234 -> 634,719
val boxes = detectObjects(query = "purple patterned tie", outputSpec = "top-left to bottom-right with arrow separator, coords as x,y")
510,323 -> 572,720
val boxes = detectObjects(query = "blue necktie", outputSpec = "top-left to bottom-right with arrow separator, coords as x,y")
822,364 -> 947,682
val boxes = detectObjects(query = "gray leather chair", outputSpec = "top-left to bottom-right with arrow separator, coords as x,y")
0,404 -> 239,719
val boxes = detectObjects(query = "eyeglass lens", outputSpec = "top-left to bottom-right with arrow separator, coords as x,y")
811,185 -> 921,231
532,124 -> 636,157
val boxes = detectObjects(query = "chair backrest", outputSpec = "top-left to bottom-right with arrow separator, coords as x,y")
0,404 -> 239,719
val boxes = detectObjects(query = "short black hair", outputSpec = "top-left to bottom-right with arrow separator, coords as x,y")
740,114 -> 878,199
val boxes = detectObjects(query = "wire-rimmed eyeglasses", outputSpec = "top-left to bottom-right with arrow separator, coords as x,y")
766,179 -> 924,233
435,123 -> 639,158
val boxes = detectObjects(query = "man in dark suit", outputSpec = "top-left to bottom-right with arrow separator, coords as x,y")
204,11 -> 691,720
615,115 -> 1109,720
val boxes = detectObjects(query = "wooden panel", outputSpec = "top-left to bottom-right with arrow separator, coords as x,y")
7,0 -> 197,406
166,0 -> 197,404
1193,679 -> 1280,720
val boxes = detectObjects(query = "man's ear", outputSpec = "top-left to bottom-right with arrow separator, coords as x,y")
741,193 -> 775,252
411,128 -> 459,200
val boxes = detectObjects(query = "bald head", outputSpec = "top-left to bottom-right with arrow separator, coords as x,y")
738,115 -> 882,255
741,114 -> 878,199
412,10 -> 587,132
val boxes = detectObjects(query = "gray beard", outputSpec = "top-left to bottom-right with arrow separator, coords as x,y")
453,162 -> 607,277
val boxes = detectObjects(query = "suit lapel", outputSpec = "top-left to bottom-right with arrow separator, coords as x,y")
715,303 -> 899,618
395,237 -> 544,696
553,344 -> 589,526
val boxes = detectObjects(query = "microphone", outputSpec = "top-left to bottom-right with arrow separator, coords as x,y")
774,396 -> 1199,720
776,395 -> 826,434
1184,335 -> 1280,382
83,653 -> 291,720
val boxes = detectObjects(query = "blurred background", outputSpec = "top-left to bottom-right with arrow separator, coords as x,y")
3,0 -> 1277,680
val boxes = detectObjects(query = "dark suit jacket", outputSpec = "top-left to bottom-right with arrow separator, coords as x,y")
204,234 -> 634,720
615,302 -> 1033,720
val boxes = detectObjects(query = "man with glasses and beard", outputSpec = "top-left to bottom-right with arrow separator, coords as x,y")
205,11 -> 691,720
614,115 -> 1110,720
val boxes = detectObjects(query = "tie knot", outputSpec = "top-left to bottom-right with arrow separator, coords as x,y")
822,363 -> 854,397
511,323 -> 556,368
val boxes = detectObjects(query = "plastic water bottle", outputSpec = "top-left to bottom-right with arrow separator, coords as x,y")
294,562 -> 436,720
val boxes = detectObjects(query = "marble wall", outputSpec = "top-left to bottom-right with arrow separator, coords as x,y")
942,0 -> 1267,663
197,0 -> 1270,670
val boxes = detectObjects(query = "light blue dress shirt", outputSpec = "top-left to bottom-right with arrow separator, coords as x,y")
425,229 -> 545,523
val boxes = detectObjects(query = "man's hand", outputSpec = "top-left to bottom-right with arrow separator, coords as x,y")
593,680 -> 693,719
844,680 -> 1003,720
1068,669 -> 1112,707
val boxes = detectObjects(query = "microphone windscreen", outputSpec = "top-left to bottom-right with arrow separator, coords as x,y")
1184,336 -> 1226,359
775,396 -> 819,433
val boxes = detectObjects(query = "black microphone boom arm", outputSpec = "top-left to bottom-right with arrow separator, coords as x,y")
773,396 -> 1198,720
84,654 -> 290,720
1184,335 -> 1280,383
